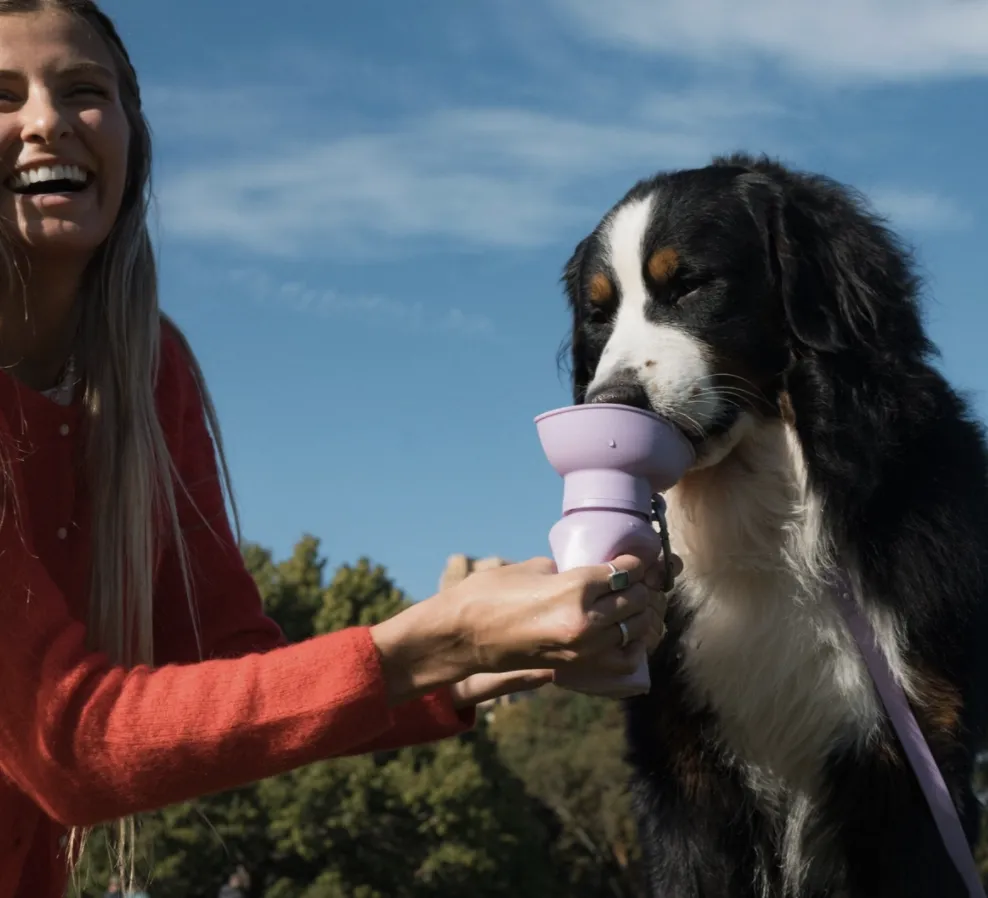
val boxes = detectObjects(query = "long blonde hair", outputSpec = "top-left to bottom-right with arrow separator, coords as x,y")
0,0 -> 239,886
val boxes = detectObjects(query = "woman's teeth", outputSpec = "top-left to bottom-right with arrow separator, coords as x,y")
6,164 -> 91,192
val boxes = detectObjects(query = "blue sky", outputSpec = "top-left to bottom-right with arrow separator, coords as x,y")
100,0 -> 988,602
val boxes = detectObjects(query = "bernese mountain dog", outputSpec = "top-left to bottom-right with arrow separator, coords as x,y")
559,152 -> 988,897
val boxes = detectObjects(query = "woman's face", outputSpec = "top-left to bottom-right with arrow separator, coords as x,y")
0,9 -> 129,262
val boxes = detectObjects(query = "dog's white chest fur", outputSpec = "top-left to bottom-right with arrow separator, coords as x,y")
667,423 -> 886,796
679,570 -> 875,793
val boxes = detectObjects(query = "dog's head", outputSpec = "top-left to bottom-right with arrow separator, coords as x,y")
563,153 -> 929,470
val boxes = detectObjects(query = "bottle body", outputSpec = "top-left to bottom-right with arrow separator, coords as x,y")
549,508 -> 661,699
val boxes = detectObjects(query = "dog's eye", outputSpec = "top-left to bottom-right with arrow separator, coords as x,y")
671,276 -> 708,302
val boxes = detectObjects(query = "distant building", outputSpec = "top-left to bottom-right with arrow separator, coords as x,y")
438,553 -> 509,593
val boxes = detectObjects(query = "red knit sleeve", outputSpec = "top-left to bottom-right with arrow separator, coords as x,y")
0,522 -> 400,827
0,328 -> 472,829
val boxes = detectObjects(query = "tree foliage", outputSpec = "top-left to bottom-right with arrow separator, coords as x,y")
492,686 -> 643,896
69,535 -> 988,898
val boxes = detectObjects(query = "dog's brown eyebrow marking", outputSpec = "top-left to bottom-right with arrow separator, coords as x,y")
647,247 -> 680,283
588,272 -> 615,304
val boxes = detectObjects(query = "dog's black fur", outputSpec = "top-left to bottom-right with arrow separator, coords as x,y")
560,153 -> 988,897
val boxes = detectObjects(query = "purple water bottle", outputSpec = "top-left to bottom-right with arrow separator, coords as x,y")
535,403 -> 695,698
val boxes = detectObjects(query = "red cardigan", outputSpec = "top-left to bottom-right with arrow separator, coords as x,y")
0,324 -> 474,898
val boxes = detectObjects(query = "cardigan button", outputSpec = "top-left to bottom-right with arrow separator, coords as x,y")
56,527 -> 67,540
59,423 -> 70,436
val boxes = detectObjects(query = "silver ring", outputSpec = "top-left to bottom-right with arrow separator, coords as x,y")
606,561 -> 631,592
617,620 -> 630,649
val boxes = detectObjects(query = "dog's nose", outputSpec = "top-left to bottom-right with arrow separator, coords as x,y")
585,382 -> 651,410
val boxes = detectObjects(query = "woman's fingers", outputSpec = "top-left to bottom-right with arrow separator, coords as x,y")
583,585 -> 647,630
592,607 -> 671,674
561,603 -> 671,676
577,552 -> 680,615
643,553 -> 683,591
577,553 -> 648,603
585,581 -> 668,630
574,610 -> 634,656
580,593 -> 669,654
644,604 -> 667,654
567,639 -> 651,677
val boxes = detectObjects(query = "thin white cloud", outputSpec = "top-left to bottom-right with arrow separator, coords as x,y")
146,27 -> 970,261
635,88 -> 789,126
227,268 -> 497,338
153,97 -> 967,257
152,90 -> 783,258
865,187 -> 974,232
553,0 -> 988,82
145,85 -> 291,142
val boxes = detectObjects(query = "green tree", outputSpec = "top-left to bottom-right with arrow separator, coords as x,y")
491,686 -> 644,897
314,555 -> 409,634
245,536 -> 325,643
259,733 -> 558,898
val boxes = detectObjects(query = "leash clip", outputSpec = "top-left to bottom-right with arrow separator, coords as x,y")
650,494 -> 675,592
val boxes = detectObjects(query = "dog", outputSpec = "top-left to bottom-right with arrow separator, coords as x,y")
559,153 -> 988,897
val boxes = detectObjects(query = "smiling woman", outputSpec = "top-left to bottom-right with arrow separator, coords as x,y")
0,3 -> 672,898
0,15 -> 125,259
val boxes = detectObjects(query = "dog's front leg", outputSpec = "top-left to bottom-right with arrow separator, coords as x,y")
625,641 -> 776,898
628,762 -> 774,898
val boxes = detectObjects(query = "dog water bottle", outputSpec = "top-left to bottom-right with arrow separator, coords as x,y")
534,403 -> 694,699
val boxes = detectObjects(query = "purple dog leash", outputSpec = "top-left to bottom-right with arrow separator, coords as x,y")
833,574 -> 986,897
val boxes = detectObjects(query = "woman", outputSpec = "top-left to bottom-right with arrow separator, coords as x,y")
0,3 -> 671,897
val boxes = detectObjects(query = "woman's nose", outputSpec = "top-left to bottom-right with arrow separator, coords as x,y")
20,88 -> 72,145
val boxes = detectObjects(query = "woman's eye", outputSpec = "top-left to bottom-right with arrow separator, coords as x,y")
68,84 -> 109,99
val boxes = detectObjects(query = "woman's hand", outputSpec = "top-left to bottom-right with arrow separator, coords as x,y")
452,553 -> 675,676
370,552 -> 678,707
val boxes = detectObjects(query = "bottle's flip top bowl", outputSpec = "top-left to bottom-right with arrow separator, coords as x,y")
535,403 -> 695,514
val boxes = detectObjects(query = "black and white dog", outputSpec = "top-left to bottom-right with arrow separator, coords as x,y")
560,153 -> 988,897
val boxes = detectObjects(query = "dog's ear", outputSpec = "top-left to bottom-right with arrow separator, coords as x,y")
740,170 -> 922,357
561,236 -> 591,403
736,163 -> 936,525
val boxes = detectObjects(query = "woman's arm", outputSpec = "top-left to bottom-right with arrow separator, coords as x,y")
0,540 -> 410,828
